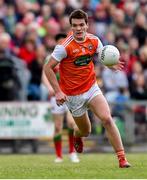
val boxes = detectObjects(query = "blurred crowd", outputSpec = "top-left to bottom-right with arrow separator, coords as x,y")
0,0 -> 146,100
0,0 -> 147,138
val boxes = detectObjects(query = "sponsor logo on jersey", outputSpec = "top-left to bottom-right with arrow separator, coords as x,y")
74,55 -> 93,66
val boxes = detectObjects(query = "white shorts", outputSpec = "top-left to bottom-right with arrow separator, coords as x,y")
50,97 -> 68,114
65,83 -> 102,117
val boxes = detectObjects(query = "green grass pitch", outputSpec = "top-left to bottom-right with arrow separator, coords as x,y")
0,153 -> 146,179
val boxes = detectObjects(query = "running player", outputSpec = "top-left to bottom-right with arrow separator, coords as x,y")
43,33 -> 79,163
43,9 -> 131,168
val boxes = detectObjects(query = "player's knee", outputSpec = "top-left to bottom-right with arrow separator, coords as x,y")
84,132 -> 90,137
55,127 -> 62,134
101,115 -> 113,127
81,129 -> 91,137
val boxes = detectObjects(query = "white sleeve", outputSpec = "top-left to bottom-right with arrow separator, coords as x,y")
51,45 -> 67,62
96,37 -> 103,54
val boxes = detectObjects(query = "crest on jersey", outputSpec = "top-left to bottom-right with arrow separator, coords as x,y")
88,44 -> 93,50
82,47 -> 85,53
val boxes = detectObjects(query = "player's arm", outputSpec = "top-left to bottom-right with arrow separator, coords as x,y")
43,57 -> 60,94
42,70 -> 55,97
43,45 -> 67,105
43,57 -> 67,105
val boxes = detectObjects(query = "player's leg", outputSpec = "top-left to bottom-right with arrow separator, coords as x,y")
66,111 -> 76,154
53,114 -> 64,163
66,110 -> 80,162
72,112 -> 91,153
50,96 -> 65,163
88,94 -> 131,168
73,112 -> 91,137
65,91 -> 92,153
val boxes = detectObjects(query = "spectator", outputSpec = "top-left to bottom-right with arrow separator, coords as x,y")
63,0 -> 75,15
0,32 -> 30,101
59,15 -> 71,34
27,44 -> 46,101
37,4 -> 52,26
52,1 -> 66,22
22,11 -> 35,26
130,72 -> 147,100
123,1 -> 137,25
3,4 -> 17,35
18,37 -> 36,67
139,45 -> 147,71
94,3 -> 111,41
0,0 -> 7,19
102,67 -> 128,93
133,12 -> 147,47
11,22 -> 26,55
109,8 -> 125,37
130,72 -> 147,141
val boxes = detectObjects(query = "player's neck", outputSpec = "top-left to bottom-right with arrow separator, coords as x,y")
73,36 -> 86,43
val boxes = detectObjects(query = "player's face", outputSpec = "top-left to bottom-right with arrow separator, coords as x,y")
71,18 -> 88,41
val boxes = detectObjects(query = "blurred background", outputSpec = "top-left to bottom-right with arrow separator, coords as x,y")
0,0 -> 146,154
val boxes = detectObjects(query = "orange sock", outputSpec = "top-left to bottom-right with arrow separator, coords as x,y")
116,149 -> 126,161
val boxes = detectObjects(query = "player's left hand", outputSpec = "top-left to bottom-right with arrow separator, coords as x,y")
108,60 -> 125,71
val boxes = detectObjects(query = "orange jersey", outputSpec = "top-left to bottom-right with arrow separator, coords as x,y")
51,33 -> 103,95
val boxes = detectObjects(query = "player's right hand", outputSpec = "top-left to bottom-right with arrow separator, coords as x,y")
55,91 -> 67,106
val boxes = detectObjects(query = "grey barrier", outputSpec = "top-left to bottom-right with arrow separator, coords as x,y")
110,100 -> 147,145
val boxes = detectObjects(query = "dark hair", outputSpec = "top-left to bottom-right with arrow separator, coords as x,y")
69,9 -> 88,25
55,33 -> 67,42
